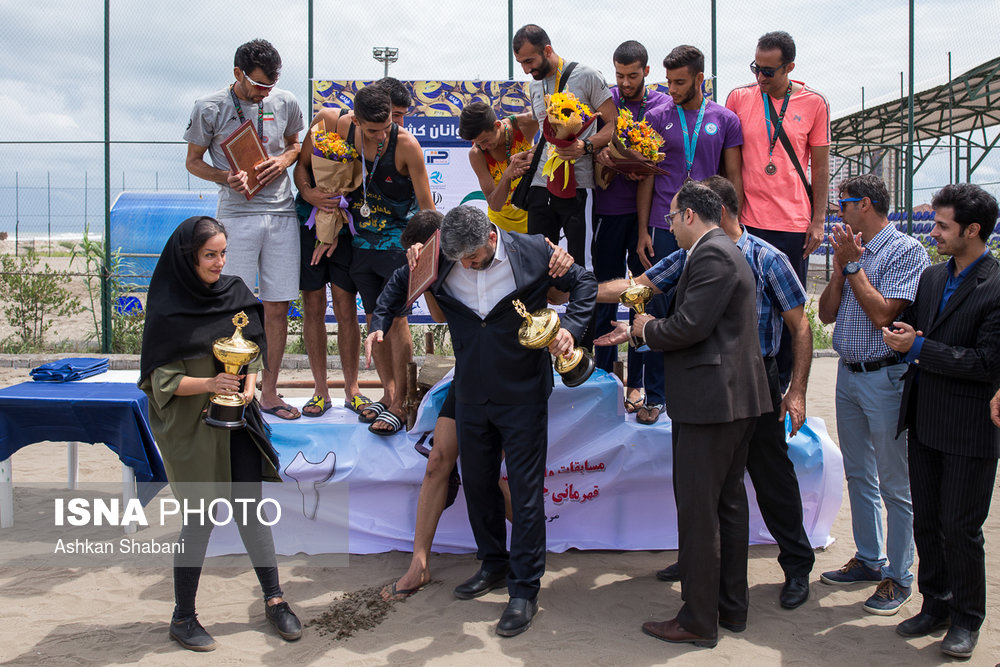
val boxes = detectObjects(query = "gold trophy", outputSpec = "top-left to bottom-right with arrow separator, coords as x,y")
619,272 -> 653,352
513,299 -> 595,387
204,311 -> 260,429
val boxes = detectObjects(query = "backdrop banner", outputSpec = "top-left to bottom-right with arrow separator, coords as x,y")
208,369 -> 842,557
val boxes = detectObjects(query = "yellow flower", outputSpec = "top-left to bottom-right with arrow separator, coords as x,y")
546,92 -> 591,125
313,131 -> 359,160
616,109 -> 664,161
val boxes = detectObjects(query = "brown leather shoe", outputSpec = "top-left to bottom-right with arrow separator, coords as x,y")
641,618 -> 717,648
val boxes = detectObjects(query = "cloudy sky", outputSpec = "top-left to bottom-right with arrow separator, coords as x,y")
1,0 -> 998,235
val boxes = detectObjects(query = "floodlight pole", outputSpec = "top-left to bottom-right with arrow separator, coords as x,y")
372,47 -> 399,78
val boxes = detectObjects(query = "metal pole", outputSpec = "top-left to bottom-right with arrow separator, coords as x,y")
14,171 -> 18,256
101,0 -> 112,353
898,72 -> 904,215
860,87 -> 866,169
47,171 -> 51,256
905,0 -> 914,236
508,0 -> 514,80
711,0 -> 718,101
948,51 -> 954,183
308,0 -> 314,123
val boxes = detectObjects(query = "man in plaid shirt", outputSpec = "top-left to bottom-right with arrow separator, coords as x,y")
595,175 -> 815,610
817,174 -> 929,615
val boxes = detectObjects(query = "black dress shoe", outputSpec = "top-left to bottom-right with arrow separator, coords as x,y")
454,566 -> 509,600
941,625 -> 978,659
265,601 -> 302,641
496,597 -> 538,637
718,617 -> 746,633
655,562 -> 680,582
169,614 -> 217,652
779,576 -> 810,609
896,611 -> 950,638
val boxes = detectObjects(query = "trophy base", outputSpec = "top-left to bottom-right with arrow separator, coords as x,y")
204,401 -> 247,430
556,347 -> 596,388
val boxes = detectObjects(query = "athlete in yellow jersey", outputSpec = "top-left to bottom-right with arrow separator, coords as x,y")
459,102 -> 538,233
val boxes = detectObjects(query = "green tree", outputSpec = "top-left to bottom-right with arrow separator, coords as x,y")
0,248 -> 83,351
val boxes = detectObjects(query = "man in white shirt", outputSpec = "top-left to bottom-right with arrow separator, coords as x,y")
367,206 -> 596,637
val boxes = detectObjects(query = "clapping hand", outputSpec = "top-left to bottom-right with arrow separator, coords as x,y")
829,223 -> 864,272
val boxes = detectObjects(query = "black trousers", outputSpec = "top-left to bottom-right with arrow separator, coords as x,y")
744,226 -> 807,393
746,356 -> 815,578
173,429 -> 282,619
590,211 -> 644,373
526,186 -> 593,348
673,417 -> 755,639
909,433 -> 998,631
526,186 -> 588,266
456,400 -> 548,600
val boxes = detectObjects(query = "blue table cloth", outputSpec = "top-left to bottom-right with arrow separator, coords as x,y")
29,357 -> 109,382
0,382 -> 167,491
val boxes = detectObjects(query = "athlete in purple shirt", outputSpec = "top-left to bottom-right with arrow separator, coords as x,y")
590,41 -> 669,414
631,45 -> 743,426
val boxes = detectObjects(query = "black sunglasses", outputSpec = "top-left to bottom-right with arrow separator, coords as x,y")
749,61 -> 786,78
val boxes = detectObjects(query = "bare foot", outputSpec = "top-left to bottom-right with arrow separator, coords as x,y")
381,566 -> 430,601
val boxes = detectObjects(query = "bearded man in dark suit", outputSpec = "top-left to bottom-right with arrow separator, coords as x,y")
367,205 -> 596,637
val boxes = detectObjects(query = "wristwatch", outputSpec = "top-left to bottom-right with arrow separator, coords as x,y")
582,139 -> 594,155
843,261 -> 862,276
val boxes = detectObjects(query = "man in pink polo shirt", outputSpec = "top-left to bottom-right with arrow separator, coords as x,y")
726,30 -> 829,281
726,30 -> 829,389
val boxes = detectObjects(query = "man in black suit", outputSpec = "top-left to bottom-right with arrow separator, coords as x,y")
367,205 -> 596,637
633,182 -> 771,648
882,183 -> 1000,660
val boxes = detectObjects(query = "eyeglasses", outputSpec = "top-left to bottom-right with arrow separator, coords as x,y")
749,61 -> 786,78
242,70 -> 276,90
664,209 -> 683,228
838,197 -> 879,211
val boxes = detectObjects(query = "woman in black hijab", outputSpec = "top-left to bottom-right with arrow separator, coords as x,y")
139,216 -> 300,651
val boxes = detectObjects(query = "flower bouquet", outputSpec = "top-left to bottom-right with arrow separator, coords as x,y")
595,108 -> 668,188
541,92 -> 598,198
306,121 -> 363,243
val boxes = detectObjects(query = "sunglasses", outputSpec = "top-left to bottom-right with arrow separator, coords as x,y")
242,70 -> 276,90
749,61 -> 786,78
838,197 -> 879,211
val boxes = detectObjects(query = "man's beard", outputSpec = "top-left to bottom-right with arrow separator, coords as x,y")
533,57 -> 553,81
623,81 -> 646,101
473,248 -> 496,270
675,84 -> 698,107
